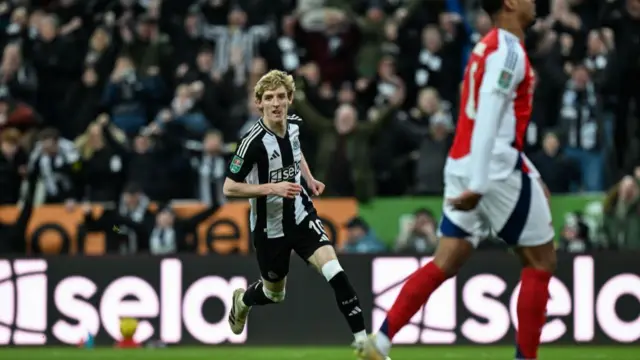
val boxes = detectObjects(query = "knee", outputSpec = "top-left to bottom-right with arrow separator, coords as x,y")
320,259 -> 343,281
525,249 -> 557,274
262,286 -> 286,303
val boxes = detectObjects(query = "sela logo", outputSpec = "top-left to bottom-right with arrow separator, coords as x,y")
0,259 -> 48,345
0,258 -> 248,345
372,256 -> 640,345
269,161 -> 301,183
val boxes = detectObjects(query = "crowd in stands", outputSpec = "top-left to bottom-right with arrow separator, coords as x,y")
0,0 -> 639,254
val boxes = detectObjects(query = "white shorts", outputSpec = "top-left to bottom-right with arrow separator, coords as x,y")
437,170 -> 555,248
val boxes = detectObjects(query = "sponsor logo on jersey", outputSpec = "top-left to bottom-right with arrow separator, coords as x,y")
269,161 -> 301,183
230,156 -> 244,173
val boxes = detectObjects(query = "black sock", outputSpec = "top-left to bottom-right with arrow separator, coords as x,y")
329,271 -> 366,334
242,280 -> 276,306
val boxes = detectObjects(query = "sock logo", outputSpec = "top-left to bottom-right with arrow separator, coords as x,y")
0,259 -> 48,345
348,306 -> 362,316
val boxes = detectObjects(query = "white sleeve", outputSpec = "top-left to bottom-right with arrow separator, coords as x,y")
468,46 -> 523,194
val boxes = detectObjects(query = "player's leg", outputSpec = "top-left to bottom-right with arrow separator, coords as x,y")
513,242 -> 556,360
485,171 -> 556,360
306,245 -> 368,343
362,175 -> 485,360
296,216 -> 367,344
228,235 -> 290,335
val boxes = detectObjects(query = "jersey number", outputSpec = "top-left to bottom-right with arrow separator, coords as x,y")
309,219 -> 330,242
464,61 -> 479,120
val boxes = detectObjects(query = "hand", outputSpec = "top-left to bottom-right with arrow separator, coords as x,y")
147,66 -> 160,76
394,7 -> 408,21
159,109 -> 172,122
308,178 -> 325,196
270,182 -> 302,199
104,11 -> 116,26
97,113 -> 109,126
176,63 -> 189,78
82,202 -> 92,214
64,199 -> 77,212
355,78 -> 369,92
448,190 -> 482,211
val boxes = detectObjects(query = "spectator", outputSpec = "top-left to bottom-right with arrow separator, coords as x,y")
0,42 -> 38,106
153,83 -> 209,137
602,173 -> 640,250
147,203 -> 219,255
32,14 -> 82,132
0,168 -> 36,253
102,55 -> 163,136
0,128 -> 27,204
83,182 -> 154,254
340,217 -> 386,254
394,208 -> 438,254
74,115 -> 128,202
28,127 -> 82,205
188,130 -> 227,205
293,78 -> 403,201
558,212 -> 593,253
560,64 -> 606,192
411,110 -> 454,195
84,26 -> 117,87
530,132 -> 580,194
0,88 -> 41,138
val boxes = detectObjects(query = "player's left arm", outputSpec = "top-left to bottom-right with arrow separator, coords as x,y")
290,115 -> 325,196
467,47 -> 523,194
301,152 -> 325,196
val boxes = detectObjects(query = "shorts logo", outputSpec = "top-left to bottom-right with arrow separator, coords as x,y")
0,259 -> 48,345
267,271 -> 278,280
230,156 -> 244,173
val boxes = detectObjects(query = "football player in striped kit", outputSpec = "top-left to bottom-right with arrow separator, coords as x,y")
224,70 -> 368,348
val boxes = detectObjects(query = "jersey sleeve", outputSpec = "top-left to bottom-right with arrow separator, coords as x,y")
479,43 -> 522,96
226,131 -> 260,182
468,46 -> 525,194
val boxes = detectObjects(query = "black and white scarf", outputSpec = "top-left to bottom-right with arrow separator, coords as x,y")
192,154 -> 226,205
29,138 -> 79,197
117,194 -> 150,254
149,227 -> 176,255
561,80 -> 599,150
414,49 -> 442,88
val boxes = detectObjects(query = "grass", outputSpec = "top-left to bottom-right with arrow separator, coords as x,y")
0,346 -> 638,360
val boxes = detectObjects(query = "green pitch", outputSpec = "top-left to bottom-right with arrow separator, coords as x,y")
0,346 -> 638,359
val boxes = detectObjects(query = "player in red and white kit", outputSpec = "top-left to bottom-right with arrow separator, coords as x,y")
357,1 -> 555,360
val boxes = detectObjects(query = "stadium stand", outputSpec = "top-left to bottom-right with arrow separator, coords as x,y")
0,0 -> 639,255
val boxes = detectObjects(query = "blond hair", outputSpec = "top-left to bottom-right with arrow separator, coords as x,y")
75,116 -> 128,160
253,69 -> 295,101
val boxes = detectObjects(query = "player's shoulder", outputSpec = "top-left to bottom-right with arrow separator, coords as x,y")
236,121 -> 266,156
474,29 -> 524,62
287,113 -> 303,124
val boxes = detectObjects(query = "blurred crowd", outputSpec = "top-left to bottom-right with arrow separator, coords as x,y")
1,0 -> 640,254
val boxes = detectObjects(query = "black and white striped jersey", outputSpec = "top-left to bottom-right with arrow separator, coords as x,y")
226,114 -> 315,238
